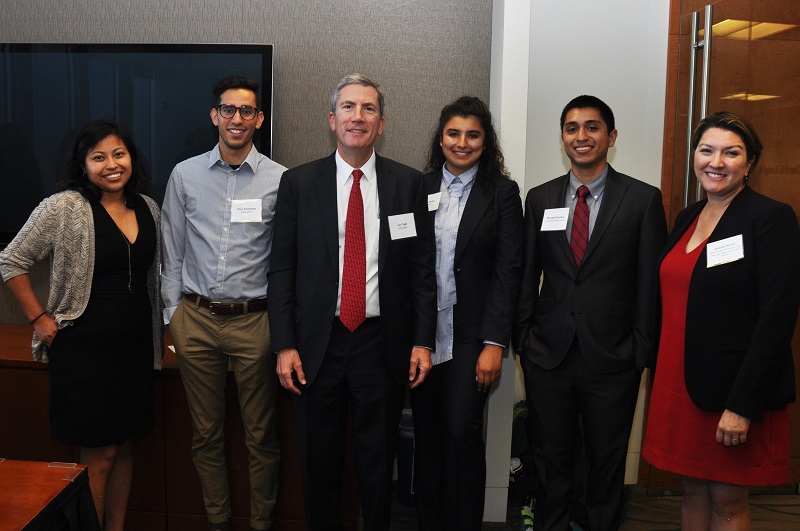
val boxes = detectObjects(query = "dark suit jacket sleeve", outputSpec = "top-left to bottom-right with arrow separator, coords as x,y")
512,187 -> 543,352
633,186 -> 668,370
480,180 -> 524,345
410,171 -> 437,349
725,202 -> 800,419
267,170 -> 298,352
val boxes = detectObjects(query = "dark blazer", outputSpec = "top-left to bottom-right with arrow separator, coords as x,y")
513,165 -> 667,372
663,185 -> 800,420
425,170 -> 523,345
267,152 -> 437,386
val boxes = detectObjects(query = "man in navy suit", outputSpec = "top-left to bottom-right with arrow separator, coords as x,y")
513,95 -> 667,531
267,73 -> 436,531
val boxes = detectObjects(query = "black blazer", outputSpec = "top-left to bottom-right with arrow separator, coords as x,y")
267,152 -> 437,386
425,171 -> 523,346
662,186 -> 800,420
513,166 -> 667,372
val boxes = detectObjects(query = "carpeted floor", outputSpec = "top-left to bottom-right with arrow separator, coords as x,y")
389,485 -> 800,530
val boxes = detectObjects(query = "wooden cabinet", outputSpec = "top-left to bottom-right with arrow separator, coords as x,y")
0,324 -> 358,530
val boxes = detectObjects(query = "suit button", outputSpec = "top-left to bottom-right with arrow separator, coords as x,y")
575,279 -> 582,286
570,311 -> 575,316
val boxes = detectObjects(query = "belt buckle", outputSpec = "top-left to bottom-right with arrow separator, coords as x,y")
208,301 -> 232,315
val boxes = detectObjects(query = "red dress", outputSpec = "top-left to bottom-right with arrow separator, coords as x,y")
642,217 -> 790,486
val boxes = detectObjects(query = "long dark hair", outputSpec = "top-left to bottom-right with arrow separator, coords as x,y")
59,119 -> 147,206
426,96 -> 510,199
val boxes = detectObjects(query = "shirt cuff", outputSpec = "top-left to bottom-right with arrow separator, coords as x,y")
483,340 -> 507,348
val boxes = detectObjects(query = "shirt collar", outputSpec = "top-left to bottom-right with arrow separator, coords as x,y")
335,149 -> 377,185
569,164 -> 608,201
207,143 -> 259,171
442,163 -> 478,188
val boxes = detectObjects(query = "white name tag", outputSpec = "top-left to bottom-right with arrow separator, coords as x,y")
707,234 -> 744,267
230,199 -> 262,223
388,213 -> 417,240
427,192 -> 442,212
541,208 -> 570,231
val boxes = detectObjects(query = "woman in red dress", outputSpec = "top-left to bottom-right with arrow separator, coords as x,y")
643,112 -> 800,529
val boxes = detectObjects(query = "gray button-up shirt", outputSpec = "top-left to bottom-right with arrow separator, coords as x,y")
161,144 -> 286,323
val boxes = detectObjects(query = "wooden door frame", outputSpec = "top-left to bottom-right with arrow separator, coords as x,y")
645,0 -> 800,492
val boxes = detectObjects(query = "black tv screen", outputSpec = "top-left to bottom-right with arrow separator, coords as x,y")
0,42 -> 274,246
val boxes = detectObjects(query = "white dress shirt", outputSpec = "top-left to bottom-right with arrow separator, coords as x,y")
334,149 -> 380,318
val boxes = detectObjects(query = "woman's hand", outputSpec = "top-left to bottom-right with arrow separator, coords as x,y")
475,344 -> 502,392
716,409 -> 750,447
33,314 -> 58,347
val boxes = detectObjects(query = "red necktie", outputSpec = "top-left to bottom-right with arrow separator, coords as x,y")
340,169 -> 366,331
570,185 -> 590,267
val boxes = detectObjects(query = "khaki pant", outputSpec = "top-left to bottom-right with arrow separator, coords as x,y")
169,298 -> 279,530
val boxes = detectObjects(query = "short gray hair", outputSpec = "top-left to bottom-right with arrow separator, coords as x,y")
329,73 -> 385,117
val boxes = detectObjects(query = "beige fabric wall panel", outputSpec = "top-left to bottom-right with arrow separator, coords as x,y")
0,0 -> 491,324
0,0 -> 491,171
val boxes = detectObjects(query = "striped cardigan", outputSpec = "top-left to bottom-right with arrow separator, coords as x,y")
0,191 -> 163,368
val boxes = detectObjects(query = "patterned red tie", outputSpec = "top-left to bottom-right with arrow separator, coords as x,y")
570,185 -> 590,267
340,169 -> 366,331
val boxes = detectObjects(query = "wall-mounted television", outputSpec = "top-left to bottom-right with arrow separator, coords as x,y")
0,42 -> 274,247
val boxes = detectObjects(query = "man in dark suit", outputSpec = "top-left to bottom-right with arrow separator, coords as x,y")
513,95 -> 667,531
267,73 -> 436,531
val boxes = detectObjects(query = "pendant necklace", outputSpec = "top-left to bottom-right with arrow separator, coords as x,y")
102,199 -> 133,292
115,224 -> 132,292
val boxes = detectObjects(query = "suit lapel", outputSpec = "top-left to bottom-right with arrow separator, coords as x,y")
425,171 -> 441,195
660,199 -> 705,264
548,174 -> 574,265
314,153 -> 339,271
455,177 -> 489,264
583,167 -> 625,263
376,155 -> 394,275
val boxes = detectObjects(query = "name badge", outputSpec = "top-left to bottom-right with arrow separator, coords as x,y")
427,192 -> 442,212
541,208 -> 569,231
388,213 -> 417,240
707,234 -> 744,267
230,199 -> 262,223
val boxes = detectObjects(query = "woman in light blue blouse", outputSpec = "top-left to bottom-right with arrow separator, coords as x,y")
411,96 -> 523,530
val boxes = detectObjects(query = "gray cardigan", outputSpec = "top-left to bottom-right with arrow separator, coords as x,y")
0,191 -> 163,368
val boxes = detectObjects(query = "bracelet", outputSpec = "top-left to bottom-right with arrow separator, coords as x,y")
30,311 -> 48,325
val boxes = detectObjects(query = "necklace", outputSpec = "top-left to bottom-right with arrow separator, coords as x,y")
101,199 -> 133,292
115,225 -> 132,292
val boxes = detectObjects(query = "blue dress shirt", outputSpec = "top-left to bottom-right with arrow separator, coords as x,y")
161,144 -> 287,323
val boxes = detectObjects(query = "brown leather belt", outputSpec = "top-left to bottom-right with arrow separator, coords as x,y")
183,293 -> 268,316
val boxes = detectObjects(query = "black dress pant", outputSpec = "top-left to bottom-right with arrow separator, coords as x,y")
521,341 -> 640,531
411,341 -> 489,531
292,318 -> 405,531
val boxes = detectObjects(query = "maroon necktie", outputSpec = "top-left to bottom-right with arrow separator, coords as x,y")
340,169 -> 366,331
570,185 -> 590,267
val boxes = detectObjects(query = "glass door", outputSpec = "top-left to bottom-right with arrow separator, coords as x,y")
657,0 -> 800,492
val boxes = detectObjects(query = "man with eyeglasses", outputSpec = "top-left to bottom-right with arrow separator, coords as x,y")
161,75 -> 286,531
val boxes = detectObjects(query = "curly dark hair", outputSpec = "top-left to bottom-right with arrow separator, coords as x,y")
426,96 -> 510,199
59,120 -> 147,206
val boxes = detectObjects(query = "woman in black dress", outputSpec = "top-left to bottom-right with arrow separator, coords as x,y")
0,120 -> 162,531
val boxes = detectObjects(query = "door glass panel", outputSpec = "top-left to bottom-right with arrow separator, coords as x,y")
661,0 -> 800,492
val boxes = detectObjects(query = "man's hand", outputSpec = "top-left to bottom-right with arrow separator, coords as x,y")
276,348 -> 306,395
408,346 -> 432,389
476,344 -> 503,392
